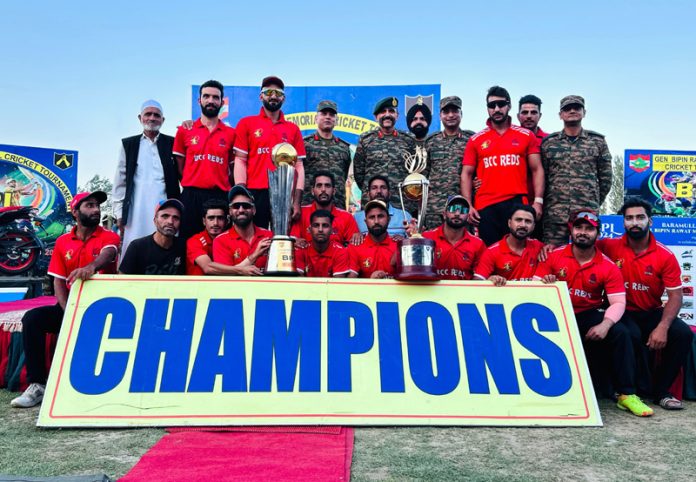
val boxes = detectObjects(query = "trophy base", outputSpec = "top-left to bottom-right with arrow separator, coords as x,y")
395,237 -> 439,281
265,236 -> 299,276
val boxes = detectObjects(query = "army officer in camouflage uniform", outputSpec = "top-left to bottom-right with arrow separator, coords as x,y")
541,95 -> 612,246
302,100 -> 352,209
353,97 -> 417,211
424,96 -> 475,228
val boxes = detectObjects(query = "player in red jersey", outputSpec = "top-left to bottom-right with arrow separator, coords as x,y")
598,198 -> 693,410
212,185 -> 272,273
11,191 -> 119,408
535,209 -> 653,417
460,85 -> 544,245
291,171 -> 359,246
173,80 -> 236,239
422,195 -> 485,280
295,210 -> 350,277
348,200 -> 397,278
475,204 -> 544,284
233,76 -> 306,229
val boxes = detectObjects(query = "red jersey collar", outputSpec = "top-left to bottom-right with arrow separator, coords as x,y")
365,234 -> 394,247
485,116 -> 512,132
560,243 -> 604,265
195,230 -> 214,246
498,234 -> 529,255
69,225 -> 105,241
194,118 -> 225,132
259,107 -> 286,123
620,232 -> 657,254
311,201 -> 338,215
309,241 -> 339,258
434,225 -> 474,246
229,225 -> 266,241
535,126 -> 548,139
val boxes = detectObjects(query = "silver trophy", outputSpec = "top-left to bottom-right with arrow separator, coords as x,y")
265,142 -> 298,275
396,146 -> 437,280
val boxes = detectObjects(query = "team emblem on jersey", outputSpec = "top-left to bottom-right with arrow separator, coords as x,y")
503,262 -> 513,272
645,265 -> 654,276
174,257 -> 182,266
481,140 -> 491,150
219,139 -> 227,147
254,129 -> 263,138
558,267 -> 567,278
191,136 -> 199,145
588,273 -> 597,284
363,258 -> 372,268
233,248 -> 242,260
281,134 -> 288,143
511,139 -> 520,147
435,248 -> 442,259
462,253 -> 471,263
615,258 -> 624,269
64,249 -> 73,261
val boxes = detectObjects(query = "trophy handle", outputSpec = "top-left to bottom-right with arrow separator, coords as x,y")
417,180 -> 429,233
397,182 -> 409,229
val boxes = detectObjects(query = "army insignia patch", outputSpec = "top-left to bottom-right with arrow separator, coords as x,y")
53,152 -> 73,169
405,94 -> 434,115
628,153 -> 651,173
254,129 -> 263,138
391,98 -> 397,107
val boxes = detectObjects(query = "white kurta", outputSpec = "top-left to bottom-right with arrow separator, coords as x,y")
112,134 -> 167,259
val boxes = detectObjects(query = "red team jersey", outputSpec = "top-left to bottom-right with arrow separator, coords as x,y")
186,230 -> 214,275
212,226 -> 273,268
535,245 -> 625,313
462,120 -> 540,210
233,108 -> 306,189
475,235 -> 545,281
295,242 -> 351,277
173,119 -> 236,191
48,226 -> 119,281
290,203 -> 359,245
597,234 -> 682,312
348,235 -> 397,278
422,226 -> 486,280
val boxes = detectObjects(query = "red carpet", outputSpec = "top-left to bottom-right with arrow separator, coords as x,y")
121,427 -> 354,481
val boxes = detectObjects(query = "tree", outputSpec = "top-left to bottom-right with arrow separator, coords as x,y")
600,155 -> 624,215
78,174 -> 113,217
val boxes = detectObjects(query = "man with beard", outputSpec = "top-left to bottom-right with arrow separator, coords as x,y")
173,80 -> 236,239
233,76 -> 306,229
597,198 -> 693,410
541,95 -> 612,246
290,171 -> 358,246
11,191 -> 119,408
113,100 -> 180,256
424,96 -> 475,228
354,175 -> 412,238
474,204 -> 545,284
406,101 -> 432,148
536,209 -> 653,417
302,100 -> 351,209
353,97 -> 417,211
460,86 -> 545,246
423,195 -> 485,280
295,210 -> 351,278
119,199 -> 186,275
212,185 -> 272,272
348,200 -> 397,279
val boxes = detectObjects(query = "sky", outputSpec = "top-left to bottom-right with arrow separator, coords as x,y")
1,0 -> 695,187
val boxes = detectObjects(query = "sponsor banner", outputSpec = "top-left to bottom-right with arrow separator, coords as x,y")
191,85 -> 440,145
39,276 -> 601,428
601,215 -> 696,325
625,149 -> 696,216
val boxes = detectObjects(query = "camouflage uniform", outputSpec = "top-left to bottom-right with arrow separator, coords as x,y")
302,132 -> 352,209
423,128 -> 474,228
541,129 -> 612,245
353,129 -> 417,210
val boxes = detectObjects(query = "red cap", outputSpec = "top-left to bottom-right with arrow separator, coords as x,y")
70,191 -> 107,211
569,209 -> 599,227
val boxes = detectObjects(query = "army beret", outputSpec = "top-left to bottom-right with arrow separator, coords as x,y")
373,97 -> 398,115
440,96 -> 462,109
317,100 -> 338,113
560,95 -> 585,109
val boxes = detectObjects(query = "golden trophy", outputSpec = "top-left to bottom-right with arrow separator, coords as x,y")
265,143 -> 299,275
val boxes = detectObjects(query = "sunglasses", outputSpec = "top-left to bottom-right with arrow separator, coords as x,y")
573,211 -> 599,224
487,100 -> 509,109
261,88 -> 285,97
447,204 -> 469,214
561,104 -> 583,112
231,202 -> 254,210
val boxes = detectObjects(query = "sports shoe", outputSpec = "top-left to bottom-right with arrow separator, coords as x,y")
10,383 -> 45,408
617,394 -> 653,417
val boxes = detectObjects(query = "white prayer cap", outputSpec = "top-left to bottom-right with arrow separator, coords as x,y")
141,99 -> 163,115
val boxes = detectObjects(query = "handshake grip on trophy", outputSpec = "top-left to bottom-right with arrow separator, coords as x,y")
395,146 -> 438,281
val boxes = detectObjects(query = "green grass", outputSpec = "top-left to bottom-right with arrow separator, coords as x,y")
1,390 -> 694,481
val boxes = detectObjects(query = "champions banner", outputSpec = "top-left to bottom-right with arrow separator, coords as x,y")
39,276 -> 601,428
625,149 -> 696,216
190,84 -> 441,145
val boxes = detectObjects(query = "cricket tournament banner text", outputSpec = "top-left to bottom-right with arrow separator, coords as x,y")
40,277 -> 601,428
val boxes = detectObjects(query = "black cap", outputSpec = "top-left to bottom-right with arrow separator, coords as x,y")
228,185 -> 255,203
261,76 -> 284,90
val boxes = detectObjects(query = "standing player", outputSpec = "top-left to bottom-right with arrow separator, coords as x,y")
475,204 -> 544,285
460,86 -> 544,245
423,195 -> 486,280
347,200 -> 397,279
535,209 -> 653,417
295,210 -> 351,277
173,80 -> 236,239
598,198 -> 694,410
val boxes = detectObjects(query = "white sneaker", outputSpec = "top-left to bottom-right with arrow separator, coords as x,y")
10,383 -> 45,408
